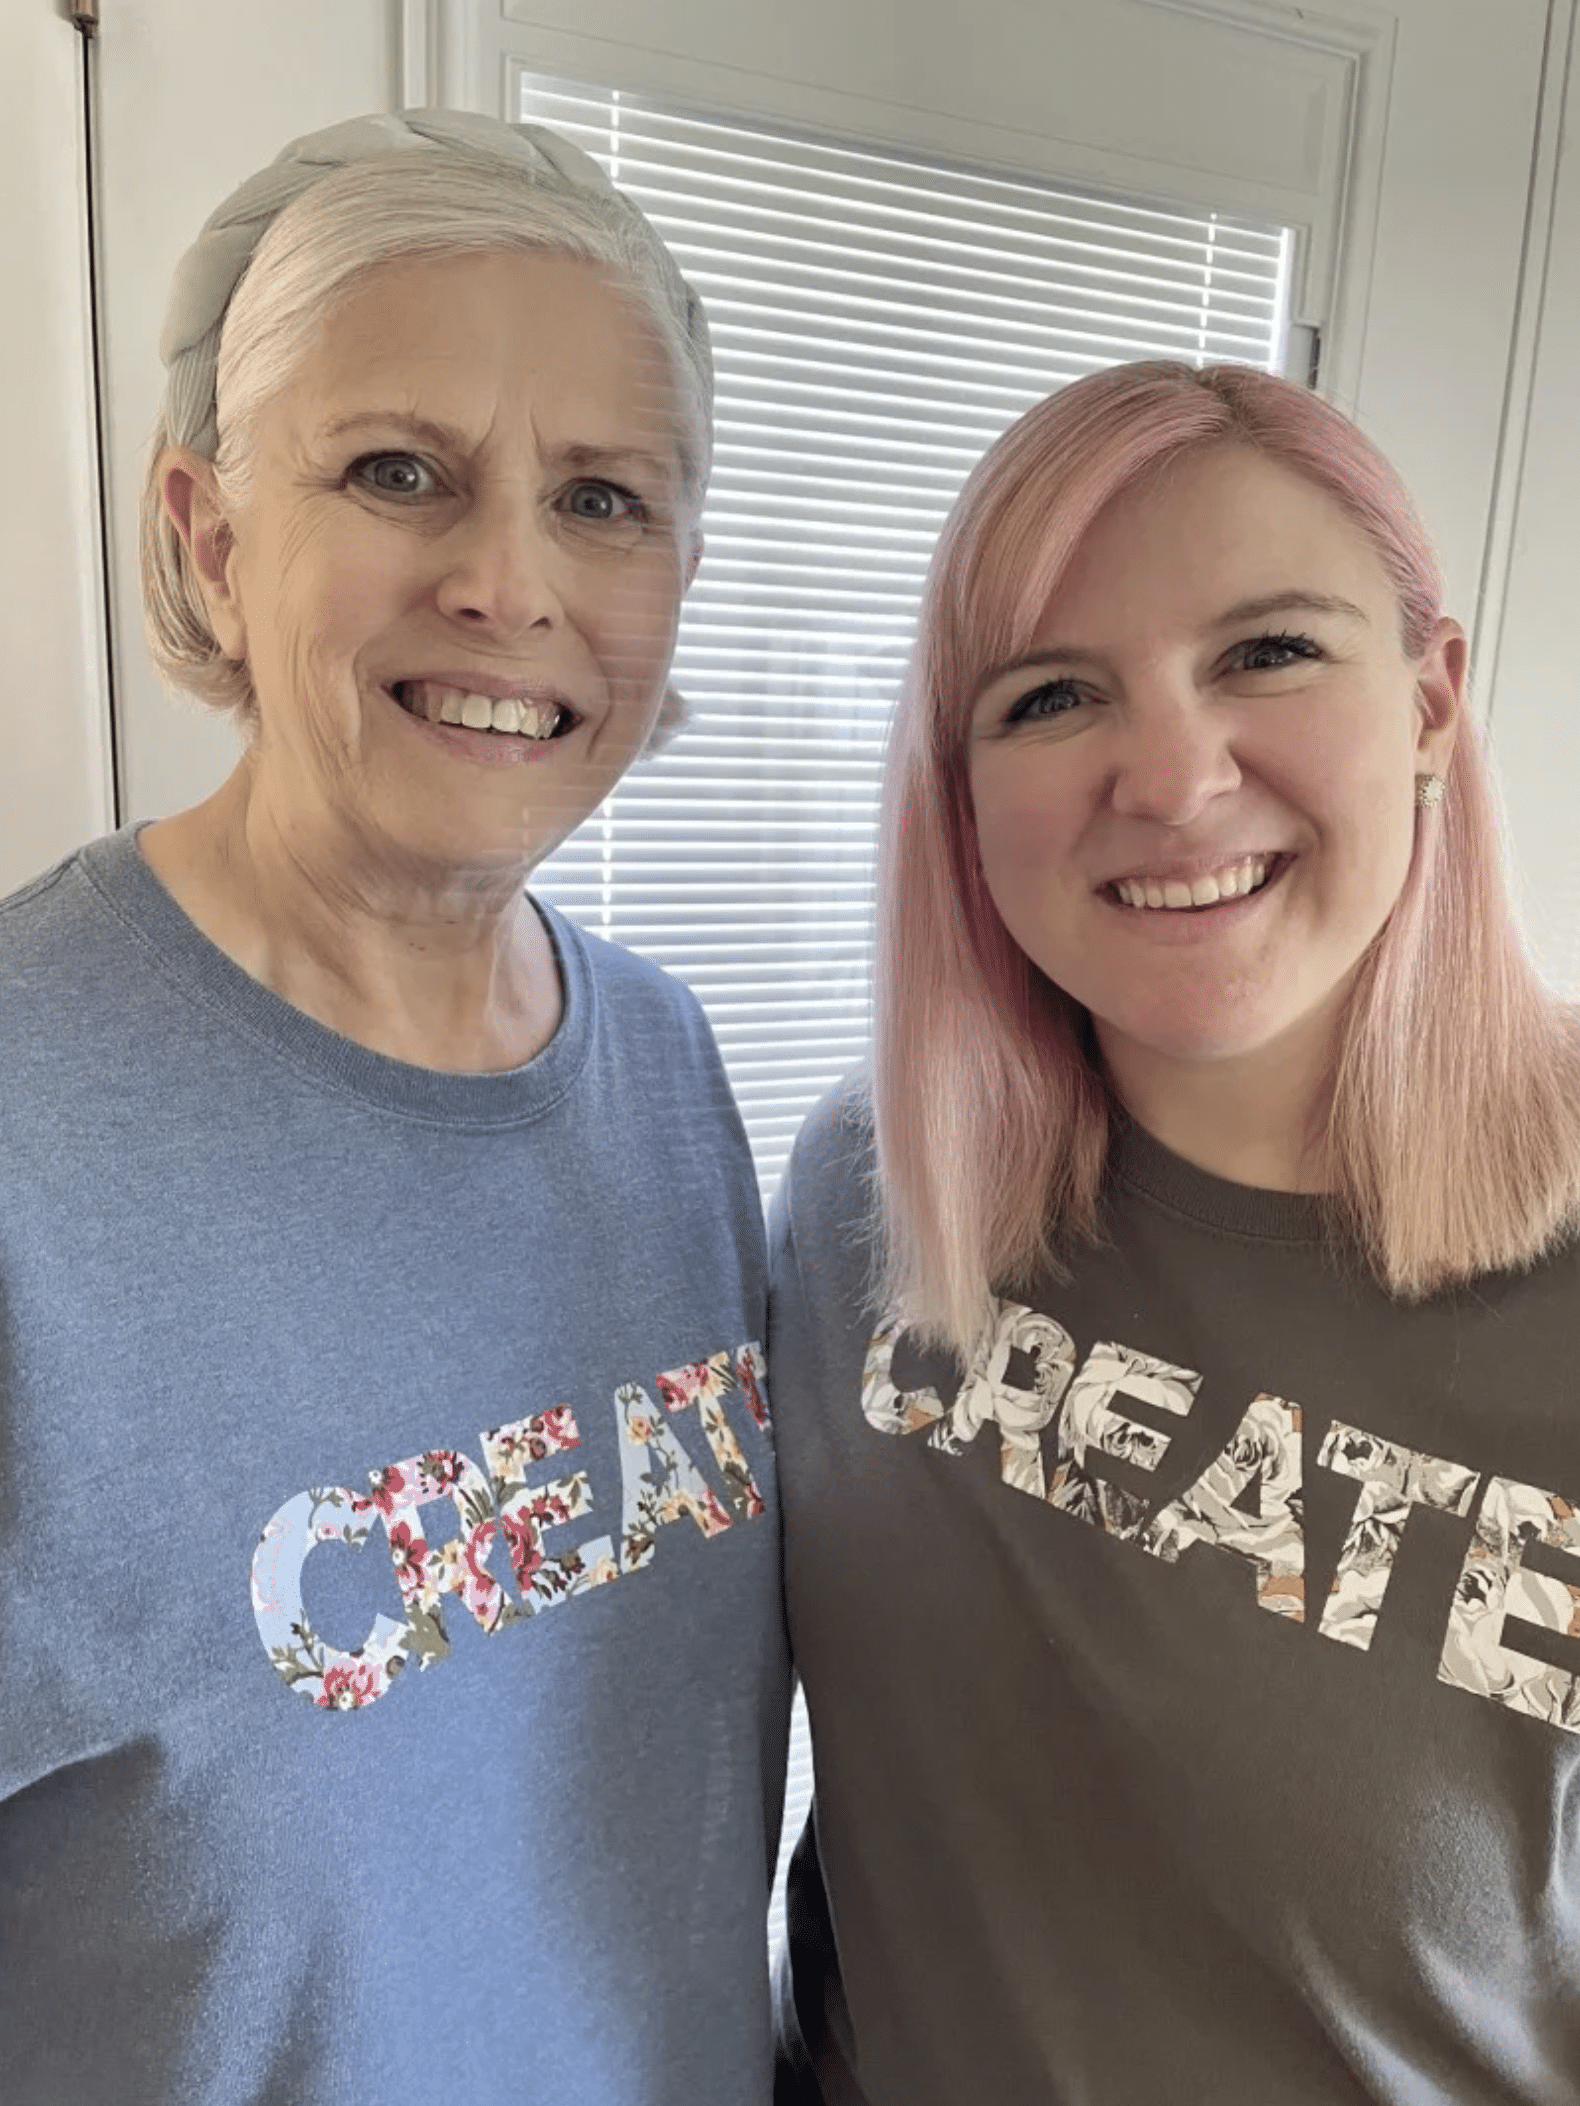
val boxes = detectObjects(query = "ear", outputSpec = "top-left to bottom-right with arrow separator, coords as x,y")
158,447 -> 248,661
683,526 -> 704,592
1413,615 -> 1465,777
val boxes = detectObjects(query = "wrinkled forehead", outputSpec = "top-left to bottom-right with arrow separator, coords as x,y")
236,246 -> 707,497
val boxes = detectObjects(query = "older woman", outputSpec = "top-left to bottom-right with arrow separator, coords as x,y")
772,361 -> 1580,2101
0,111 -> 785,2102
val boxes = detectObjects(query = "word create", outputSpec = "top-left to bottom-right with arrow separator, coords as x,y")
252,1343 -> 769,1710
865,1301 -> 1580,1737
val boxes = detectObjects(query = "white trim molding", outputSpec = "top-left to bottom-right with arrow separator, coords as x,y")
1470,0 -> 1578,727
401,0 -> 484,110
1141,0 -> 1399,415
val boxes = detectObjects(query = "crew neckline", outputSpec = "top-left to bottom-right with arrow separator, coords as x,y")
76,825 -> 595,1129
1110,1118 -> 1327,1244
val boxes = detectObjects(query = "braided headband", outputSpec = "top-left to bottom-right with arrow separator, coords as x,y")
159,107 -> 710,460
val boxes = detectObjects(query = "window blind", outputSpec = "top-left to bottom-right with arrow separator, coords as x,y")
520,75 -> 1295,1197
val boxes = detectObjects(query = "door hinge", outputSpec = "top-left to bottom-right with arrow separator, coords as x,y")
66,0 -> 99,35
1285,321 -> 1323,390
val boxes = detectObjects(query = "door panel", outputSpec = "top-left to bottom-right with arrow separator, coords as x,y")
1,5 -> 114,896
96,0 -> 394,823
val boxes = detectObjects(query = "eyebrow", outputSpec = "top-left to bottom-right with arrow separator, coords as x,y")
1216,590 -> 1370,627
555,440 -> 678,482
316,412 -> 675,481
319,410 -> 466,450
978,590 -> 1371,687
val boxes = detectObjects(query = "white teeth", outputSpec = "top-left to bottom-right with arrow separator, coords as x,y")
512,699 -> 562,740
402,683 -> 566,740
1114,857 -> 1273,912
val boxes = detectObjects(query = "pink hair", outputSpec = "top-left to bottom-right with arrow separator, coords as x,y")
875,360 -> 1580,1356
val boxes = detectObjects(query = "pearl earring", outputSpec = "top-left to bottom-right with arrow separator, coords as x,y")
1415,773 -> 1446,811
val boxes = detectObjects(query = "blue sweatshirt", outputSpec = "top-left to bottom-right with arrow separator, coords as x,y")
0,829 -> 788,2104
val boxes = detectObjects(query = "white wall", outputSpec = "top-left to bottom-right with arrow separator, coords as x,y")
0,4 -> 114,896
1486,22 -> 1580,992
96,0 -> 396,822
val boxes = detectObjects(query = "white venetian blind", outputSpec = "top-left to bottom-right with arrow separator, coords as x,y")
522,75 -> 1295,1196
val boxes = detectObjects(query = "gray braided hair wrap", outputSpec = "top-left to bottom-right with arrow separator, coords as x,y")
158,107 -> 713,462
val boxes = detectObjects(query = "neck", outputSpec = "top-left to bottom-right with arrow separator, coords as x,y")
1099,1013 -> 1340,1193
139,759 -> 562,1072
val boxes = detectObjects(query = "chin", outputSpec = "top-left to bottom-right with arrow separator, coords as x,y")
374,809 -> 538,877
1100,1003 -> 1298,1070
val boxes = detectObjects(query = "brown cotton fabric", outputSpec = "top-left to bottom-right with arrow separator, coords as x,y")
772,1078 -> 1580,2106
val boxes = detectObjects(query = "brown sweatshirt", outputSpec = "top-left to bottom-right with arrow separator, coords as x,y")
772,1078 -> 1580,2105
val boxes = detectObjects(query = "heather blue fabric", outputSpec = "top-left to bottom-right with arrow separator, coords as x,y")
0,828 -> 788,2104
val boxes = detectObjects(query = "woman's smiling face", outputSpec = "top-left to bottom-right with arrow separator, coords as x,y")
967,443 -> 1462,1106
191,246 -> 697,880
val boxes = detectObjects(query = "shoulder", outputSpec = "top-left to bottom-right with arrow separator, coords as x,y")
541,902 -> 716,1049
0,841 -> 127,1024
782,1073 -> 875,1219
767,1077 -> 884,1451
536,907 -> 759,1206
0,844 -> 147,1139
771,1073 -> 879,1302
0,847 -> 92,956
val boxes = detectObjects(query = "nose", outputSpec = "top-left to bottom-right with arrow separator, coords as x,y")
434,486 -> 564,637
1108,685 -> 1242,826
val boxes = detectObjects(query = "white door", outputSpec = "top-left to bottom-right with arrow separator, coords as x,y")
92,0 -> 395,825
0,2 -> 115,897
90,0 -> 1557,831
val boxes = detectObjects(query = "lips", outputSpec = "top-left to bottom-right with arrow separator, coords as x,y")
1106,854 -> 1287,911
391,680 -> 576,740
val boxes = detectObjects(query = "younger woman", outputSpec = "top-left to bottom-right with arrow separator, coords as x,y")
773,360 -> 1580,2103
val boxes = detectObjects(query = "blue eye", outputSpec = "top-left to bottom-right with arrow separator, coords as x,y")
1007,679 -> 1085,723
1236,631 -> 1322,672
350,453 -> 439,499
561,479 -> 646,524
